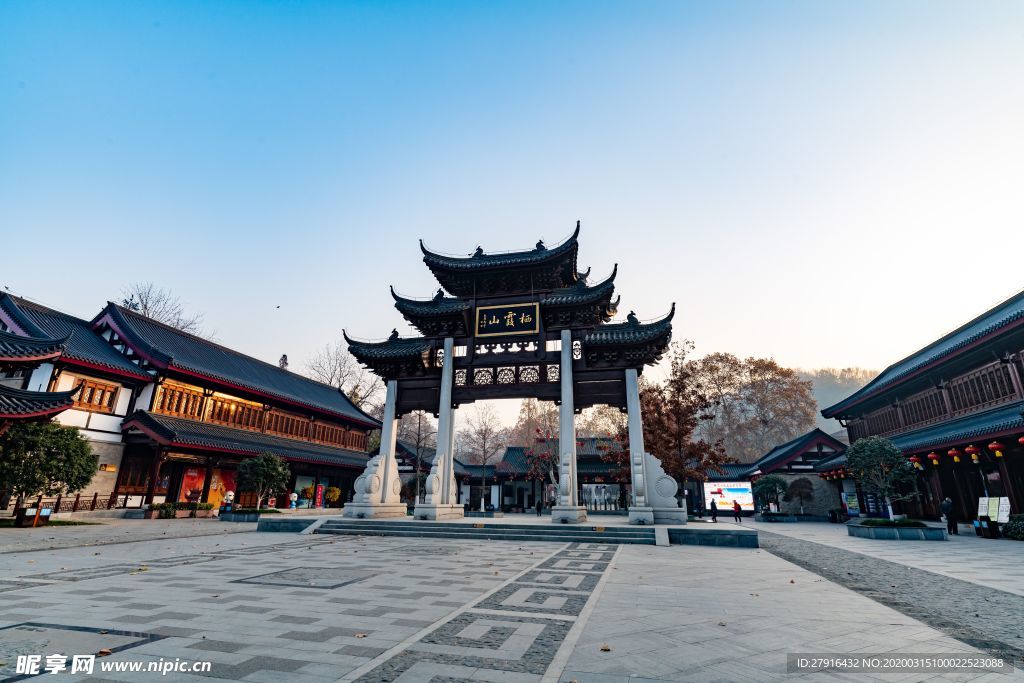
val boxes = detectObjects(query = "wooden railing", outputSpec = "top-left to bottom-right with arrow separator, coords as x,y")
948,361 -> 1018,416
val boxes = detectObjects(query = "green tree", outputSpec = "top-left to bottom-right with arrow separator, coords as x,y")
752,474 -> 787,509
783,477 -> 815,514
236,452 -> 290,509
0,422 -> 96,506
845,436 -> 917,519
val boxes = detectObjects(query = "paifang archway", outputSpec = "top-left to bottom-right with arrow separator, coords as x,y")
342,222 -> 684,525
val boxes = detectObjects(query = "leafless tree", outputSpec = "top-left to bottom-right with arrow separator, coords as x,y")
458,403 -> 509,511
397,410 -> 437,503
305,341 -> 383,409
121,282 -> 205,335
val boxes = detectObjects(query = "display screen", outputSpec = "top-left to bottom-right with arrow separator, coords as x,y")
703,481 -> 754,511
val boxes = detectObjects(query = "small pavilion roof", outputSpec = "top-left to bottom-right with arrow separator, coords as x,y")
584,304 -> 675,347
123,411 -> 372,469
0,294 -> 151,381
420,222 -> 582,296
344,331 -> 433,361
0,328 -> 68,364
96,304 -> 379,428
822,288 -> 1024,418
391,288 -> 470,337
748,428 -> 847,474
0,384 -> 80,419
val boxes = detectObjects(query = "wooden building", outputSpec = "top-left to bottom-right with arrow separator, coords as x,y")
821,290 -> 1024,522
0,293 -> 380,508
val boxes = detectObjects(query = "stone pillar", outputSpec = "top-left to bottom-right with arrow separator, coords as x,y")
343,379 -> 407,518
552,329 -> 587,523
416,338 -> 464,520
624,368 -> 686,525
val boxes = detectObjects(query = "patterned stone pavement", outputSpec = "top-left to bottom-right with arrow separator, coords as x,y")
0,527 -> 1020,682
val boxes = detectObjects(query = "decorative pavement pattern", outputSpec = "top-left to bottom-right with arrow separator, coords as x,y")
350,542 -> 617,683
0,532 -> 588,682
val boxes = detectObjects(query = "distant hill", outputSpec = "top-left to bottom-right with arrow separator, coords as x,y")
798,368 -> 877,435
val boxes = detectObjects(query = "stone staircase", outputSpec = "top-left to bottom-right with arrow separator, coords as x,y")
314,519 -> 658,545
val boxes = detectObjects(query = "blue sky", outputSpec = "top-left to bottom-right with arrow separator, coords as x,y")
2,1 -> 1022,387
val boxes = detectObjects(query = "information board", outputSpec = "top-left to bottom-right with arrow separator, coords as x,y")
988,497 -> 1001,520
703,481 -> 754,511
997,497 -> 1011,523
977,497 -> 989,518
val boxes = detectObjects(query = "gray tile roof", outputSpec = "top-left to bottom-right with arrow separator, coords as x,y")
823,289 -> 1024,418
0,384 -> 79,418
124,411 -> 372,469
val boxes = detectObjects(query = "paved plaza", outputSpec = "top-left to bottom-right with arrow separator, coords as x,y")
0,520 -> 1021,682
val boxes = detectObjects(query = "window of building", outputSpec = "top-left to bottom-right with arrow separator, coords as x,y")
154,382 -> 205,419
73,378 -> 119,414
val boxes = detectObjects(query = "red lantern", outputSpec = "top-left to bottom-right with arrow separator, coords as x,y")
964,444 -> 980,463
947,448 -> 961,463
1018,435 -> 1024,447
928,451 -> 940,466
908,455 -> 922,470
988,441 -> 1005,458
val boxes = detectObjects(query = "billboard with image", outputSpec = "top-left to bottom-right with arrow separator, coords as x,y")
703,481 -> 754,511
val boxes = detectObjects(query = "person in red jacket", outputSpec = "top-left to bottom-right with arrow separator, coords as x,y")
732,500 -> 742,523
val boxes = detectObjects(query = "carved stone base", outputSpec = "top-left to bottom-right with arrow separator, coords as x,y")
653,506 -> 688,524
550,505 -> 588,524
413,503 -> 464,521
342,502 -> 408,519
628,506 -> 655,525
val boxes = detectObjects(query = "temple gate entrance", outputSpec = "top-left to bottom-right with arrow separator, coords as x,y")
343,223 -> 684,524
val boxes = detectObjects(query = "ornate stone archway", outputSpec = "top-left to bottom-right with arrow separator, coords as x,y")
343,222 -> 684,524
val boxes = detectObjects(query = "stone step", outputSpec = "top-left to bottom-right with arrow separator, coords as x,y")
316,525 -> 653,541
318,520 -> 652,536
314,526 -> 656,544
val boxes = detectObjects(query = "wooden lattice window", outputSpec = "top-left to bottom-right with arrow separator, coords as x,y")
208,396 -> 264,430
948,362 -> 1017,415
73,378 -> 119,414
154,383 -> 205,419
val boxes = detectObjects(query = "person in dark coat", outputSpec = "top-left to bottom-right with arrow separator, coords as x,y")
710,499 -> 718,523
535,498 -> 543,516
940,497 -> 958,535
732,500 -> 742,523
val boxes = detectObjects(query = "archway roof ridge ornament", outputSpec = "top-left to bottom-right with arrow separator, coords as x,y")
418,220 -> 580,262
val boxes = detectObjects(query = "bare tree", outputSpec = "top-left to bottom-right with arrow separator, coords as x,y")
458,403 -> 508,511
397,410 -> 437,503
576,404 -> 627,438
306,341 -> 383,409
121,282 -> 205,335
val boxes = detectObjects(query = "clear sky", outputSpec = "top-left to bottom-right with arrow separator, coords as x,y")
2,1 -> 1022,386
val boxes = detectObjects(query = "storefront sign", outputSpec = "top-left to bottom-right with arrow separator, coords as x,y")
475,303 -> 539,337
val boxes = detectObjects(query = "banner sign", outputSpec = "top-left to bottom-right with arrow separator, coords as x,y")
843,492 -> 860,515
475,303 -> 539,337
315,484 -> 325,508
703,481 -> 754,511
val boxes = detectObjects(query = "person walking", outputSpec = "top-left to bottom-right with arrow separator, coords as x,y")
535,498 -> 543,517
710,499 -> 718,523
940,496 -> 958,535
732,499 -> 742,523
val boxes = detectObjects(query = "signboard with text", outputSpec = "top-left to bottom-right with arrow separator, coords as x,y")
475,303 -> 540,338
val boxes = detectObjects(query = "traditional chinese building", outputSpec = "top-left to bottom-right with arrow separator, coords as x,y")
0,293 -> 379,509
821,290 -> 1024,522
345,223 -> 682,524
0,328 -> 79,436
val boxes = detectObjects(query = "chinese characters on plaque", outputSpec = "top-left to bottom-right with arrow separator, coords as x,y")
475,303 -> 540,337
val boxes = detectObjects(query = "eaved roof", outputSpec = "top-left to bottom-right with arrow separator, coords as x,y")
750,428 -> 847,475
822,289 -> 1024,418
97,303 -> 379,428
0,384 -> 80,419
0,294 -> 151,381
887,399 -> 1024,454
123,411 -> 371,469
0,328 -> 67,363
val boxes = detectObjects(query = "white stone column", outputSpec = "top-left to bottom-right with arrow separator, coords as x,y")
415,337 -> 464,520
343,379 -> 407,518
625,367 -> 685,525
552,329 -> 587,523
